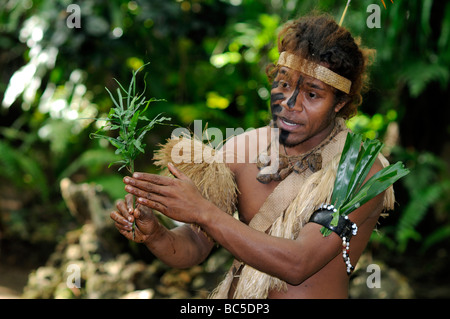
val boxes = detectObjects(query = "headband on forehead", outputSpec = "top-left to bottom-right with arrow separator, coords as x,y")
277,51 -> 352,94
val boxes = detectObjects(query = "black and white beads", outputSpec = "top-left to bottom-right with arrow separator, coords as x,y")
316,204 -> 358,275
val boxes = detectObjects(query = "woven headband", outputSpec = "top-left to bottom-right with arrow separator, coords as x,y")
277,51 -> 352,94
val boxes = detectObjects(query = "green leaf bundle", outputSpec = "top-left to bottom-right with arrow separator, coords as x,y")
90,63 -> 171,174
320,132 -> 410,237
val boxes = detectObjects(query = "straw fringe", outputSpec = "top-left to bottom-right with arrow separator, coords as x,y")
152,133 -> 395,299
208,269 -> 234,299
378,153 -> 395,212
153,135 -> 238,216
225,155 -> 341,299
211,153 -> 395,299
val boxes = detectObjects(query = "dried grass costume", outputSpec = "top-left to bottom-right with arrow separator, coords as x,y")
153,118 -> 395,299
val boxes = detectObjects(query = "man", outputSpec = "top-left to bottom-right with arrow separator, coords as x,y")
110,14 -> 394,298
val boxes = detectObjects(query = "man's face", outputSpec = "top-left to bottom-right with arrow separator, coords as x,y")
270,66 -> 343,151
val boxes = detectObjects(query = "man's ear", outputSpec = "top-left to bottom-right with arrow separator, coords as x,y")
334,96 -> 350,113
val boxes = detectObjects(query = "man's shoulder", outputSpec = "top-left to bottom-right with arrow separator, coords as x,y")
220,125 -> 271,171
222,126 -> 271,151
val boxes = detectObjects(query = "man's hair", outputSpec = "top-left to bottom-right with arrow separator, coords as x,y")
267,13 -> 375,119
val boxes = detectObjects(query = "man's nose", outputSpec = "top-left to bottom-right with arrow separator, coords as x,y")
281,88 -> 303,112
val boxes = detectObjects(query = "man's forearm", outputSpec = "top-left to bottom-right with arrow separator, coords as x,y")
196,201 -> 318,285
143,223 -> 213,269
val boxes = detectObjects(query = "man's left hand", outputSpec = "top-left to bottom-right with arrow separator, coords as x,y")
123,163 -> 208,224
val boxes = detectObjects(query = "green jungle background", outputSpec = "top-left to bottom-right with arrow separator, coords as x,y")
0,0 -> 449,299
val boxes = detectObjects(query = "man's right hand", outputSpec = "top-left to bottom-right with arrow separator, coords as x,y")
110,194 -> 161,243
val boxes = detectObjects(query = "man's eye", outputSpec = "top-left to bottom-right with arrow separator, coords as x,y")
309,92 -> 317,99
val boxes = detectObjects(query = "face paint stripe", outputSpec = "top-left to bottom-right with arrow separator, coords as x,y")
280,129 -> 290,146
270,92 -> 284,115
271,92 -> 284,101
287,76 -> 304,109
287,87 -> 300,109
271,80 -> 279,89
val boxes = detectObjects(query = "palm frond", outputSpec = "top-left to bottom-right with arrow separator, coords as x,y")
321,132 -> 410,236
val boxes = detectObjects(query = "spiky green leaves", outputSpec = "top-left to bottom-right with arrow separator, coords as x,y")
320,132 -> 410,237
90,63 -> 171,173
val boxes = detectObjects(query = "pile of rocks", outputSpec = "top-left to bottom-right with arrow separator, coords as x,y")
23,222 -> 229,299
22,178 -> 229,299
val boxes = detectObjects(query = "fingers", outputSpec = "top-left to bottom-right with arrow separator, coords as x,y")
132,171 -> 175,186
134,205 -> 154,222
116,197 -> 134,222
112,195 -> 159,243
133,206 -> 142,219
125,194 -> 134,214
122,175 -> 168,213
136,196 -> 166,213
123,166 -> 194,218
125,183 -> 166,203
110,210 -> 133,232
124,176 -> 168,196
133,204 -> 153,219
167,162 -> 188,180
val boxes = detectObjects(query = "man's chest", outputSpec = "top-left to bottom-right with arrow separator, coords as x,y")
234,163 -> 281,225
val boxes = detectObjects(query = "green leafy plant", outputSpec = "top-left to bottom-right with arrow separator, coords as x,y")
393,150 -> 450,252
321,132 -> 410,237
90,63 -> 171,238
0,140 -> 49,201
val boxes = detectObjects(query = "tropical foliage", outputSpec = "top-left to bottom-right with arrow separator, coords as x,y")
1,0 -> 449,296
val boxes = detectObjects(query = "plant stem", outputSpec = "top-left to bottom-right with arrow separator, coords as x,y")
129,160 -> 136,241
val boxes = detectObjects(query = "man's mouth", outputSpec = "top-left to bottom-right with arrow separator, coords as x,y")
278,117 -> 302,130
282,118 -> 297,126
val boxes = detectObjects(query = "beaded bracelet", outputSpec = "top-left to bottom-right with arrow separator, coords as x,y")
309,204 -> 358,275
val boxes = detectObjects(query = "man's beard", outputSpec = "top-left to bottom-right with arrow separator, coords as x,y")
272,116 -> 302,148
